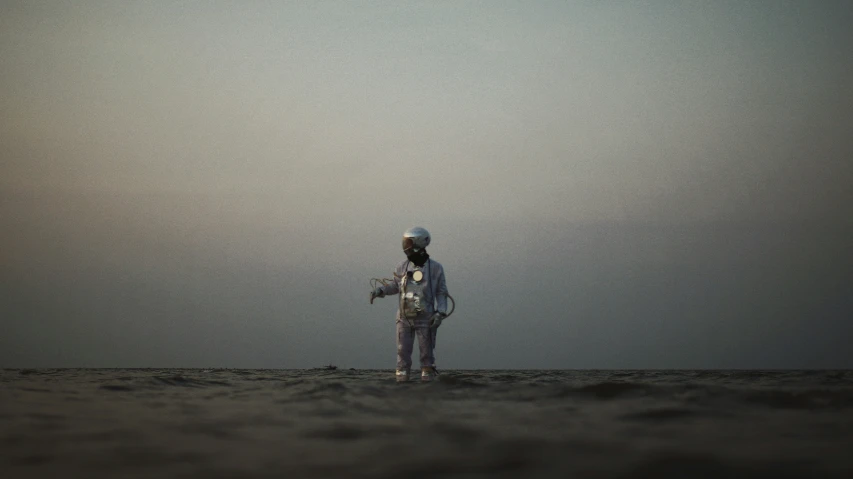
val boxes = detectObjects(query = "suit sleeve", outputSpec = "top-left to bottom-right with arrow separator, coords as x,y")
380,263 -> 402,296
434,265 -> 448,314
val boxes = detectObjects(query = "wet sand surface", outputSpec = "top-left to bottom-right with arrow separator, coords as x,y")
2,369 -> 852,478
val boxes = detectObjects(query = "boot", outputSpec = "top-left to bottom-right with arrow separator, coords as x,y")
421,367 -> 435,382
395,369 -> 410,382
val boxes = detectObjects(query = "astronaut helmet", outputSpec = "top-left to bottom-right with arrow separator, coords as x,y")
402,226 -> 431,256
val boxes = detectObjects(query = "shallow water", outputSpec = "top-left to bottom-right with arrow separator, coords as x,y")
2,369 -> 852,478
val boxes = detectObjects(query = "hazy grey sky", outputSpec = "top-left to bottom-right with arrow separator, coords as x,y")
2,1 -> 851,368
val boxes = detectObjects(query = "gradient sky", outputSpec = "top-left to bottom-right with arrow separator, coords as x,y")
2,1 -> 851,368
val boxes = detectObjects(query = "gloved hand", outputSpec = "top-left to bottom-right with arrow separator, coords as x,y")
430,312 -> 447,328
369,287 -> 385,304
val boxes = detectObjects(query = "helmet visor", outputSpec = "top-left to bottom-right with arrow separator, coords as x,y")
402,237 -> 419,255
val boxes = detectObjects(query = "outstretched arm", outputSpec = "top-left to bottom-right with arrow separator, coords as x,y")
377,263 -> 403,297
382,273 -> 401,296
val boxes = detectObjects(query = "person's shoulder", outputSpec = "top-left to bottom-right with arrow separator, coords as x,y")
428,258 -> 444,270
394,259 -> 409,271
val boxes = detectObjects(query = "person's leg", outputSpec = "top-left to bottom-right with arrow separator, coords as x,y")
430,327 -> 437,367
416,326 -> 436,381
396,321 -> 414,381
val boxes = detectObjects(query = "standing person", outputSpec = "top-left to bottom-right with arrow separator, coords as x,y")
370,227 -> 449,382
